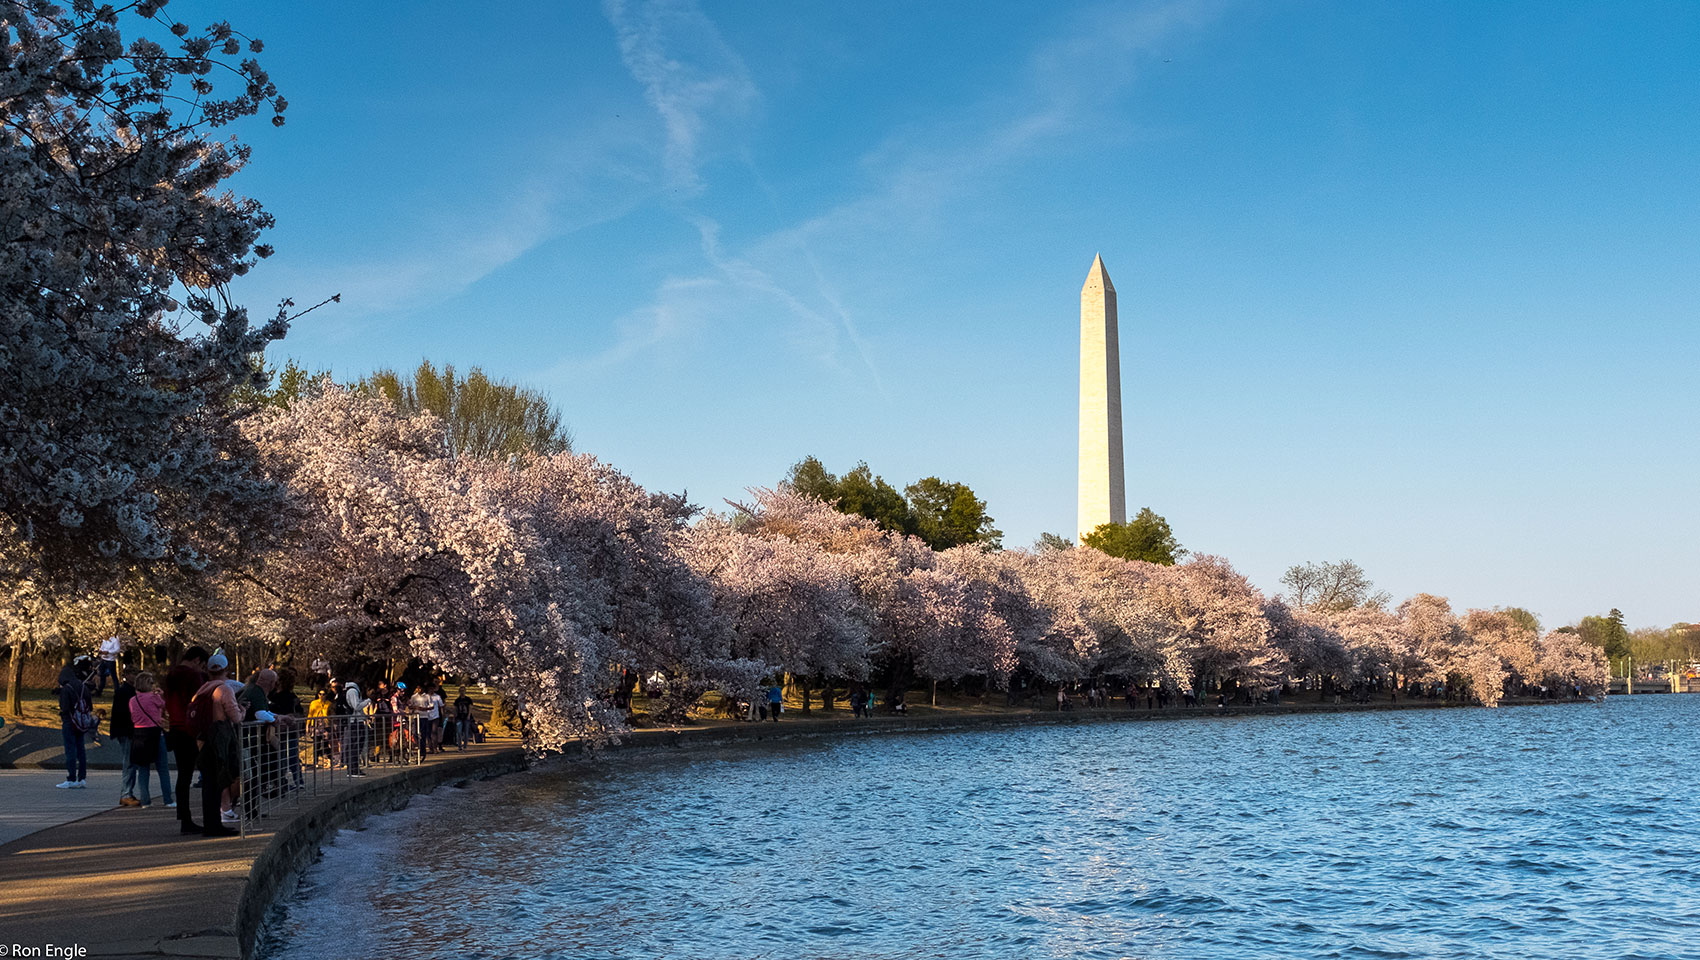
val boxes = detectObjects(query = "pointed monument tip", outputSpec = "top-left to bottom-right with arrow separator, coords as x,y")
1084,252 -> 1113,289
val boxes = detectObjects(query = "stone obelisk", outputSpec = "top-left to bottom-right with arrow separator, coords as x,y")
1078,254 -> 1126,541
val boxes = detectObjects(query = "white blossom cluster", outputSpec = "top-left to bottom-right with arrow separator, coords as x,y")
1,0 -> 291,579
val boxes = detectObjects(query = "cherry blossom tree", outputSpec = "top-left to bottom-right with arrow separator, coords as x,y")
1400,594 -> 1504,704
1534,629 -> 1609,696
2,0 -> 310,581
683,512 -> 869,682
1146,555 -> 1284,695
1463,608 -> 1540,699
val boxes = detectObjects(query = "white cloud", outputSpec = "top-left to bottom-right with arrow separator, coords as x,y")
588,0 -> 1228,389
603,0 -> 760,194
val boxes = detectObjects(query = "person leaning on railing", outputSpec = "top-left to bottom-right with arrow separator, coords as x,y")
271,669 -> 305,790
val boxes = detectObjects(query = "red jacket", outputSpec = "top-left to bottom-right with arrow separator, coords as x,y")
163,662 -> 206,729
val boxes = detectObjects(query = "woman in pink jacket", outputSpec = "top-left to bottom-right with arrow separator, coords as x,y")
127,672 -> 173,808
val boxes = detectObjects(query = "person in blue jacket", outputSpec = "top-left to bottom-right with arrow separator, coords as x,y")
766,683 -> 782,722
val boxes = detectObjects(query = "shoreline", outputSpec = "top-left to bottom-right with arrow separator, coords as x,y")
2,696 -> 1598,959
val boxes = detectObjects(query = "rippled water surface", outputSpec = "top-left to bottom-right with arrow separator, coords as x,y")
264,698 -> 1700,960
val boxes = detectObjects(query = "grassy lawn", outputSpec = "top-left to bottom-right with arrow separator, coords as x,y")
1,688 -> 66,729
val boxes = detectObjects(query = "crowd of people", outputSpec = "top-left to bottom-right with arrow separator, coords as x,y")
50,637 -> 489,838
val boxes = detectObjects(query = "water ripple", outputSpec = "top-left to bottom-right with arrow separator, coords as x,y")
261,697 -> 1700,960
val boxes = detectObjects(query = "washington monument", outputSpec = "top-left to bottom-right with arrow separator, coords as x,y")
1078,254 -> 1126,540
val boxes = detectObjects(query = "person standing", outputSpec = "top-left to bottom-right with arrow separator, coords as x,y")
271,670 -> 304,789
238,669 -> 279,801
192,651 -> 244,837
766,683 -> 782,722
341,680 -> 371,778
306,687 -> 333,766
111,669 -> 140,807
55,656 -> 97,789
453,686 -> 476,749
163,646 -> 209,832
95,634 -> 122,696
128,672 -> 172,807
407,683 -> 435,755
430,684 -> 447,751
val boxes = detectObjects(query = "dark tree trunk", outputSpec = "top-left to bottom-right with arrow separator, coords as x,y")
5,643 -> 23,719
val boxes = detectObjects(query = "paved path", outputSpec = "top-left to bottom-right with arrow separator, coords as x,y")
0,742 -> 524,959
0,769 -> 132,846
0,722 -> 127,769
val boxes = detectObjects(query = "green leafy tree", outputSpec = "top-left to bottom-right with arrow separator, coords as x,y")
905,477 -> 1002,550
362,361 -> 571,460
782,457 -> 1001,549
785,456 -> 838,502
1081,508 -> 1184,565
236,357 -> 328,408
1577,609 -> 1631,661
1034,532 -> 1073,551
1499,606 -> 1542,636
832,463 -> 917,537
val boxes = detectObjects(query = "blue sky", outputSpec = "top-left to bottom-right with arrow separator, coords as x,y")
213,0 -> 1698,630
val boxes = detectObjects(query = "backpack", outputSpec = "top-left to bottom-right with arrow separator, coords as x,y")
68,679 -> 99,734
71,704 -> 99,734
187,687 -> 219,740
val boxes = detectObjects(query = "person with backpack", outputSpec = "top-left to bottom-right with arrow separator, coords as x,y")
163,645 -> 209,833
55,656 -> 98,789
340,680 -> 370,778
190,651 -> 243,837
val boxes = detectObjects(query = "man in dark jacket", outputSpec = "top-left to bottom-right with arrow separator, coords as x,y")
111,672 -> 139,806
55,657 -> 96,789
163,645 -> 209,832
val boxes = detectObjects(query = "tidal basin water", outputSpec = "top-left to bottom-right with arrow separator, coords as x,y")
264,697 -> 1700,960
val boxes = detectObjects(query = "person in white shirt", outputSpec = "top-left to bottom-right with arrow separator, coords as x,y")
96,635 -> 122,696
408,687 -> 437,755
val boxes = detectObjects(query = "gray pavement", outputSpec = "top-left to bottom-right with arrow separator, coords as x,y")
0,769 -> 133,845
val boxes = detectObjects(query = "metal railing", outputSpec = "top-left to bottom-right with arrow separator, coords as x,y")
234,714 -> 435,836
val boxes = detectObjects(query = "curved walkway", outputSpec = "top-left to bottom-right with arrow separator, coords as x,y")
0,741 -> 525,959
